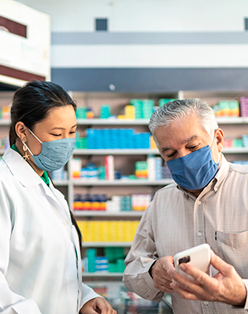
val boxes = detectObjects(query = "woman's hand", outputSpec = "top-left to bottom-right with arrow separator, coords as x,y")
80,297 -> 117,314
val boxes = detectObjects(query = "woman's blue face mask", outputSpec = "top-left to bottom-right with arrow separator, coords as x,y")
166,145 -> 219,191
23,128 -> 75,172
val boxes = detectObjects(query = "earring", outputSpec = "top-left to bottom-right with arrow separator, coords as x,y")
22,138 -> 29,161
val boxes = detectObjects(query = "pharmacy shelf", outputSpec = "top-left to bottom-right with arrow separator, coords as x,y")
222,148 -> 248,154
74,211 -> 144,217
77,117 -> 248,126
83,272 -> 123,277
216,117 -> 248,124
0,120 -> 10,125
77,119 -> 150,125
53,180 -> 70,186
72,179 -> 174,186
3,117 -> 248,126
83,242 -> 132,247
74,149 -> 159,155
76,117 -> 248,125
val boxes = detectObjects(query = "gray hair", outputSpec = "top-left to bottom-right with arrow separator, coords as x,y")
149,98 -> 219,145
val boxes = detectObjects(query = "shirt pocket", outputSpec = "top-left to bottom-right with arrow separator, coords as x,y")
215,230 -> 248,278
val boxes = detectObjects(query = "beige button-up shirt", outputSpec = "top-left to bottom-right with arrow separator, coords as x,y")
124,155 -> 248,314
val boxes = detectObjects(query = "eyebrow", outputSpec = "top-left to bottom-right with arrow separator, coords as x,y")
161,135 -> 199,152
51,124 -> 77,130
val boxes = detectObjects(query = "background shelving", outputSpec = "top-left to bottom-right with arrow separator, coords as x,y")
2,90 -> 248,279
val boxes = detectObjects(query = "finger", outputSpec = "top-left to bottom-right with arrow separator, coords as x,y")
95,299 -> 111,313
178,263 -> 210,285
154,278 -> 174,293
170,281 -> 200,300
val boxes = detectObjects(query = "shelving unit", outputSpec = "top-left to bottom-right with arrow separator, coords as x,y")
74,211 -> 144,217
72,179 -> 173,186
83,242 -> 132,247
74,148 -> 160,155
2,90 -> 248,279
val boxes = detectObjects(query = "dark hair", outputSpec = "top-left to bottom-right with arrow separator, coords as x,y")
9,80 -> 77,146
10,80 -> 82,252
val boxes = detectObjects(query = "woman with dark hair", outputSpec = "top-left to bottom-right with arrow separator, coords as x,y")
0,81 -> 116,314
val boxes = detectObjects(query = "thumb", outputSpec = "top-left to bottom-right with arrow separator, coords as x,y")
210,250 -> 230,275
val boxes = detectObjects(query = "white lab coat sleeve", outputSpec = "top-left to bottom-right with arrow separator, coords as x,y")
0,183 -> 42,314
123,201 -> 164,302
80,283 -> 103,308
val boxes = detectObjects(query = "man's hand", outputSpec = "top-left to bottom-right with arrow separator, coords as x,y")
80,297 -> 117,314
150,256 -> 175,293
168,250 -> 247,307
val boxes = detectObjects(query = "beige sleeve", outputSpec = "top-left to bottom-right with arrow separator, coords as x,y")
123,201 -> 164,302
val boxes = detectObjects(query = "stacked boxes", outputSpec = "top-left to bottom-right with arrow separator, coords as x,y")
105,247 -> 125,273
76,107 -> 87,119
74,194 -> 107,211
77,220 -> 139,242
75,133 -> 87,149
135,161 -> 148,179
159,99 -> 177,107
71,156 -> 171,181
240,97 -> 248,117
1,106 -> 10,120
86,128 -> 150,149
129,99 -> 154,119
124,105 -> 135,119
100,105 -> 111,119
132,194 -> 152,211
82,247 -> 126,274
213,100 -> 240,117
49,167 -> 67,181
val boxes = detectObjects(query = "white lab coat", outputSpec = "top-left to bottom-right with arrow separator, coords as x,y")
0,148 -> 99,314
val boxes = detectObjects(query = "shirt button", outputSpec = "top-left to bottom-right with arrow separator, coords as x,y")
197,231 -> 202,237
203,301 -> 209,306
214,187 -> 218,192
197,201 -> 201,205
63,220 -> 69,226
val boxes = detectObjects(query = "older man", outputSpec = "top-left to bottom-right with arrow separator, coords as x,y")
123,99 -> 248,314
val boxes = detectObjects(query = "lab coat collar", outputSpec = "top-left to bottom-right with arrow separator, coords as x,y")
3,148 -> 71,221
2,148 -> 42,187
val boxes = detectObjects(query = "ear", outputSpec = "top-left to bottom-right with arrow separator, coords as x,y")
214,128 -> 224,153
15,122 -> 27,141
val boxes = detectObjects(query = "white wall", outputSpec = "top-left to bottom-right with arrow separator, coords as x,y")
12,0 -> 248,73
16,0 -> 248,32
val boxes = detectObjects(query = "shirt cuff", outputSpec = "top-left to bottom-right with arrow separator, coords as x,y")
143,259 -> 161,292
242,279 -> 248,309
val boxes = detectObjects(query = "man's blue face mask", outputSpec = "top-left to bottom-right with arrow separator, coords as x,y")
166,145 -> 219,191
23,128 -> 75,172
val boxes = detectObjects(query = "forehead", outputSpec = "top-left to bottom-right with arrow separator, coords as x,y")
155,113 -> 209,146
35,106 -> 76,129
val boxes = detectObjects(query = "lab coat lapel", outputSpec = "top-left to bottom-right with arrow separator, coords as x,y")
3,149 -> 70,222
42,182 -> 71,222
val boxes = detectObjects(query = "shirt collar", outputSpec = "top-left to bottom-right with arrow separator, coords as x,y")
212,154 -> 230,192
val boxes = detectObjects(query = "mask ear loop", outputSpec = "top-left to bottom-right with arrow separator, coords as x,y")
27,128 -> 43,144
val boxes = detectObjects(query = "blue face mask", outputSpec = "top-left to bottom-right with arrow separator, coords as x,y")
167,145 -> 219,191
24,128 -> 75,172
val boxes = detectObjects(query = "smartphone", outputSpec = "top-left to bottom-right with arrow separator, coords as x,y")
174,244 -> 211,279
